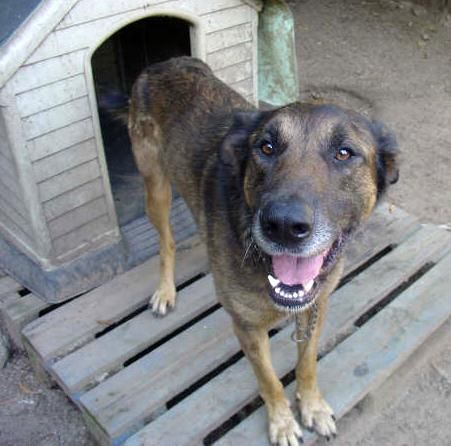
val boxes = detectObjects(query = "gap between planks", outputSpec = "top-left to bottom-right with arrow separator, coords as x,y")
48,204 -> 419,397
22,235 -> 208,364
77,224 -> 450,445
215,250 -> 451,446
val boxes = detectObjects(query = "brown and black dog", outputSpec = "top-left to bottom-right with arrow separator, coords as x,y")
124,57 -> 398,445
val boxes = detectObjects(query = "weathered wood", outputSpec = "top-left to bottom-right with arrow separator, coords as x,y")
217,251 -> 451,446
28,117 -> 95,162
1,294 -> 49,349
22,236 -> 208,364
43,178 -> 105,221
121,225 -> 451,445
33,138 -> 97,183
39,158 -> 100,202
79,309 -> 238,443
0,276 -> 23,297
23,96 -> 91,140
343,203 -> 418,271
207,23 -> 253,53
16,74 -> 87,118
52,275 -> 217,394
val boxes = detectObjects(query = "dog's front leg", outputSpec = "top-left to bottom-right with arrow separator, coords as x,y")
233,323 -> 303,446
295,292 -> 336,439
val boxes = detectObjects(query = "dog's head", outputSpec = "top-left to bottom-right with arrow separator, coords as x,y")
220,102 -> 399,312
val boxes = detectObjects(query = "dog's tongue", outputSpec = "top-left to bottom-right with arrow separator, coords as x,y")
272,254 -> 324,286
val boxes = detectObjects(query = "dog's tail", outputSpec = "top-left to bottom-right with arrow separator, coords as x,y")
97,90 -> 129,125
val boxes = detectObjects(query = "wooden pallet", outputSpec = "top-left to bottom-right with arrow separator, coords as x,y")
19,204 -> 451,446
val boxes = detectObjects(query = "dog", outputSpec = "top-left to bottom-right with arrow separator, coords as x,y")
123,56 -> 399,445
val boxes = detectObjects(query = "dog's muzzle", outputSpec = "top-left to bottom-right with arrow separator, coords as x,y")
255,199 -> 344,313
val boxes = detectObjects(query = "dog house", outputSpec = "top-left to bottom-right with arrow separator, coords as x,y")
0,0 -> 298,302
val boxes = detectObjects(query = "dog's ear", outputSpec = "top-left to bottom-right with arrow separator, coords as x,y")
370,120 -> 400,197
220,111 -> 265,170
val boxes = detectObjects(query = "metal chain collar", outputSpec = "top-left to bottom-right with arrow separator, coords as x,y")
290,301 -> 318,343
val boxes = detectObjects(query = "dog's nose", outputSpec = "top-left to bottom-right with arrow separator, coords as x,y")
260,201 -> 313,246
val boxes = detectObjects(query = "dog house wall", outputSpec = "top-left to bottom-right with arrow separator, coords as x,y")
0,0 -> 262,300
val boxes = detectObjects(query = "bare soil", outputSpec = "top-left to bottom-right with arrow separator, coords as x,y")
1,1 -> 450,445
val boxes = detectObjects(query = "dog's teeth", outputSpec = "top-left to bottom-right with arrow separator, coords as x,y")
267,275 -> 280,288
297,289 -> 305,298
304,280 -> 314,292
293,292 -> 298,298
275,287 -> 281,294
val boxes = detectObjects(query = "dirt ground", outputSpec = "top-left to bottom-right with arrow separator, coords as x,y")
0,1 -> 450,445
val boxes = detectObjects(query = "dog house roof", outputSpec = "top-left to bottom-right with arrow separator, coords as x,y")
0,0 -> 262,87
0,0 -> 41,45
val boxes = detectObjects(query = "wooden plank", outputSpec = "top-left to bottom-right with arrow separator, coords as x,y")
215,60 -> 253,85
11,50 -> 85,94
22,236 -> 208,364
23,96 -> 91,140
43,178 -> 105,221
38,159 -> 100,202
207,23 -> 253,53
16,74 -> 87,118
28,118 -> 95,162
33,138 -> 97,183
342,203 -> 419,274
51,275 -> 217,394
49,197 -> 108,239
122,226 -> 451,445
1,294 -> 49,349
79,309 -> 239,443
207,41 -> 253,71
72,206 -> 422,404
0,276 -> 23,297
217,251 -> 451,446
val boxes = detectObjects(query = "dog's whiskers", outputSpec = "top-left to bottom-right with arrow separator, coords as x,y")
241,239 -> 255,267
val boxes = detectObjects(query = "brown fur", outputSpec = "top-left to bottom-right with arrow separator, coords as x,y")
126,57 -> 398,445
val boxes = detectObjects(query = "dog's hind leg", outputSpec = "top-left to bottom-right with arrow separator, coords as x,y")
144,175 -> 176,315
129,115 -> 176,316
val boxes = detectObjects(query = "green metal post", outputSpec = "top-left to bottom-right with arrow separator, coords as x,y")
258,0 -> 299,106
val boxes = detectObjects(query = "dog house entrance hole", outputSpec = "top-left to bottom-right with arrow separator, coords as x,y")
92,16 -> 191,227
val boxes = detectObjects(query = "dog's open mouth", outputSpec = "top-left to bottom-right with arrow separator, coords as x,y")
266,235 -> 345,313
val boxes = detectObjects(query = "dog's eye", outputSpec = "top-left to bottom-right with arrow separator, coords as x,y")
335,147 -> 353,161
261,142 -> 274,156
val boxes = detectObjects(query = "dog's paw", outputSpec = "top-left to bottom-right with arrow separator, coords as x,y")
296,392 -> 336,438
149,284 -> 176,316
268,405 -> 303,446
